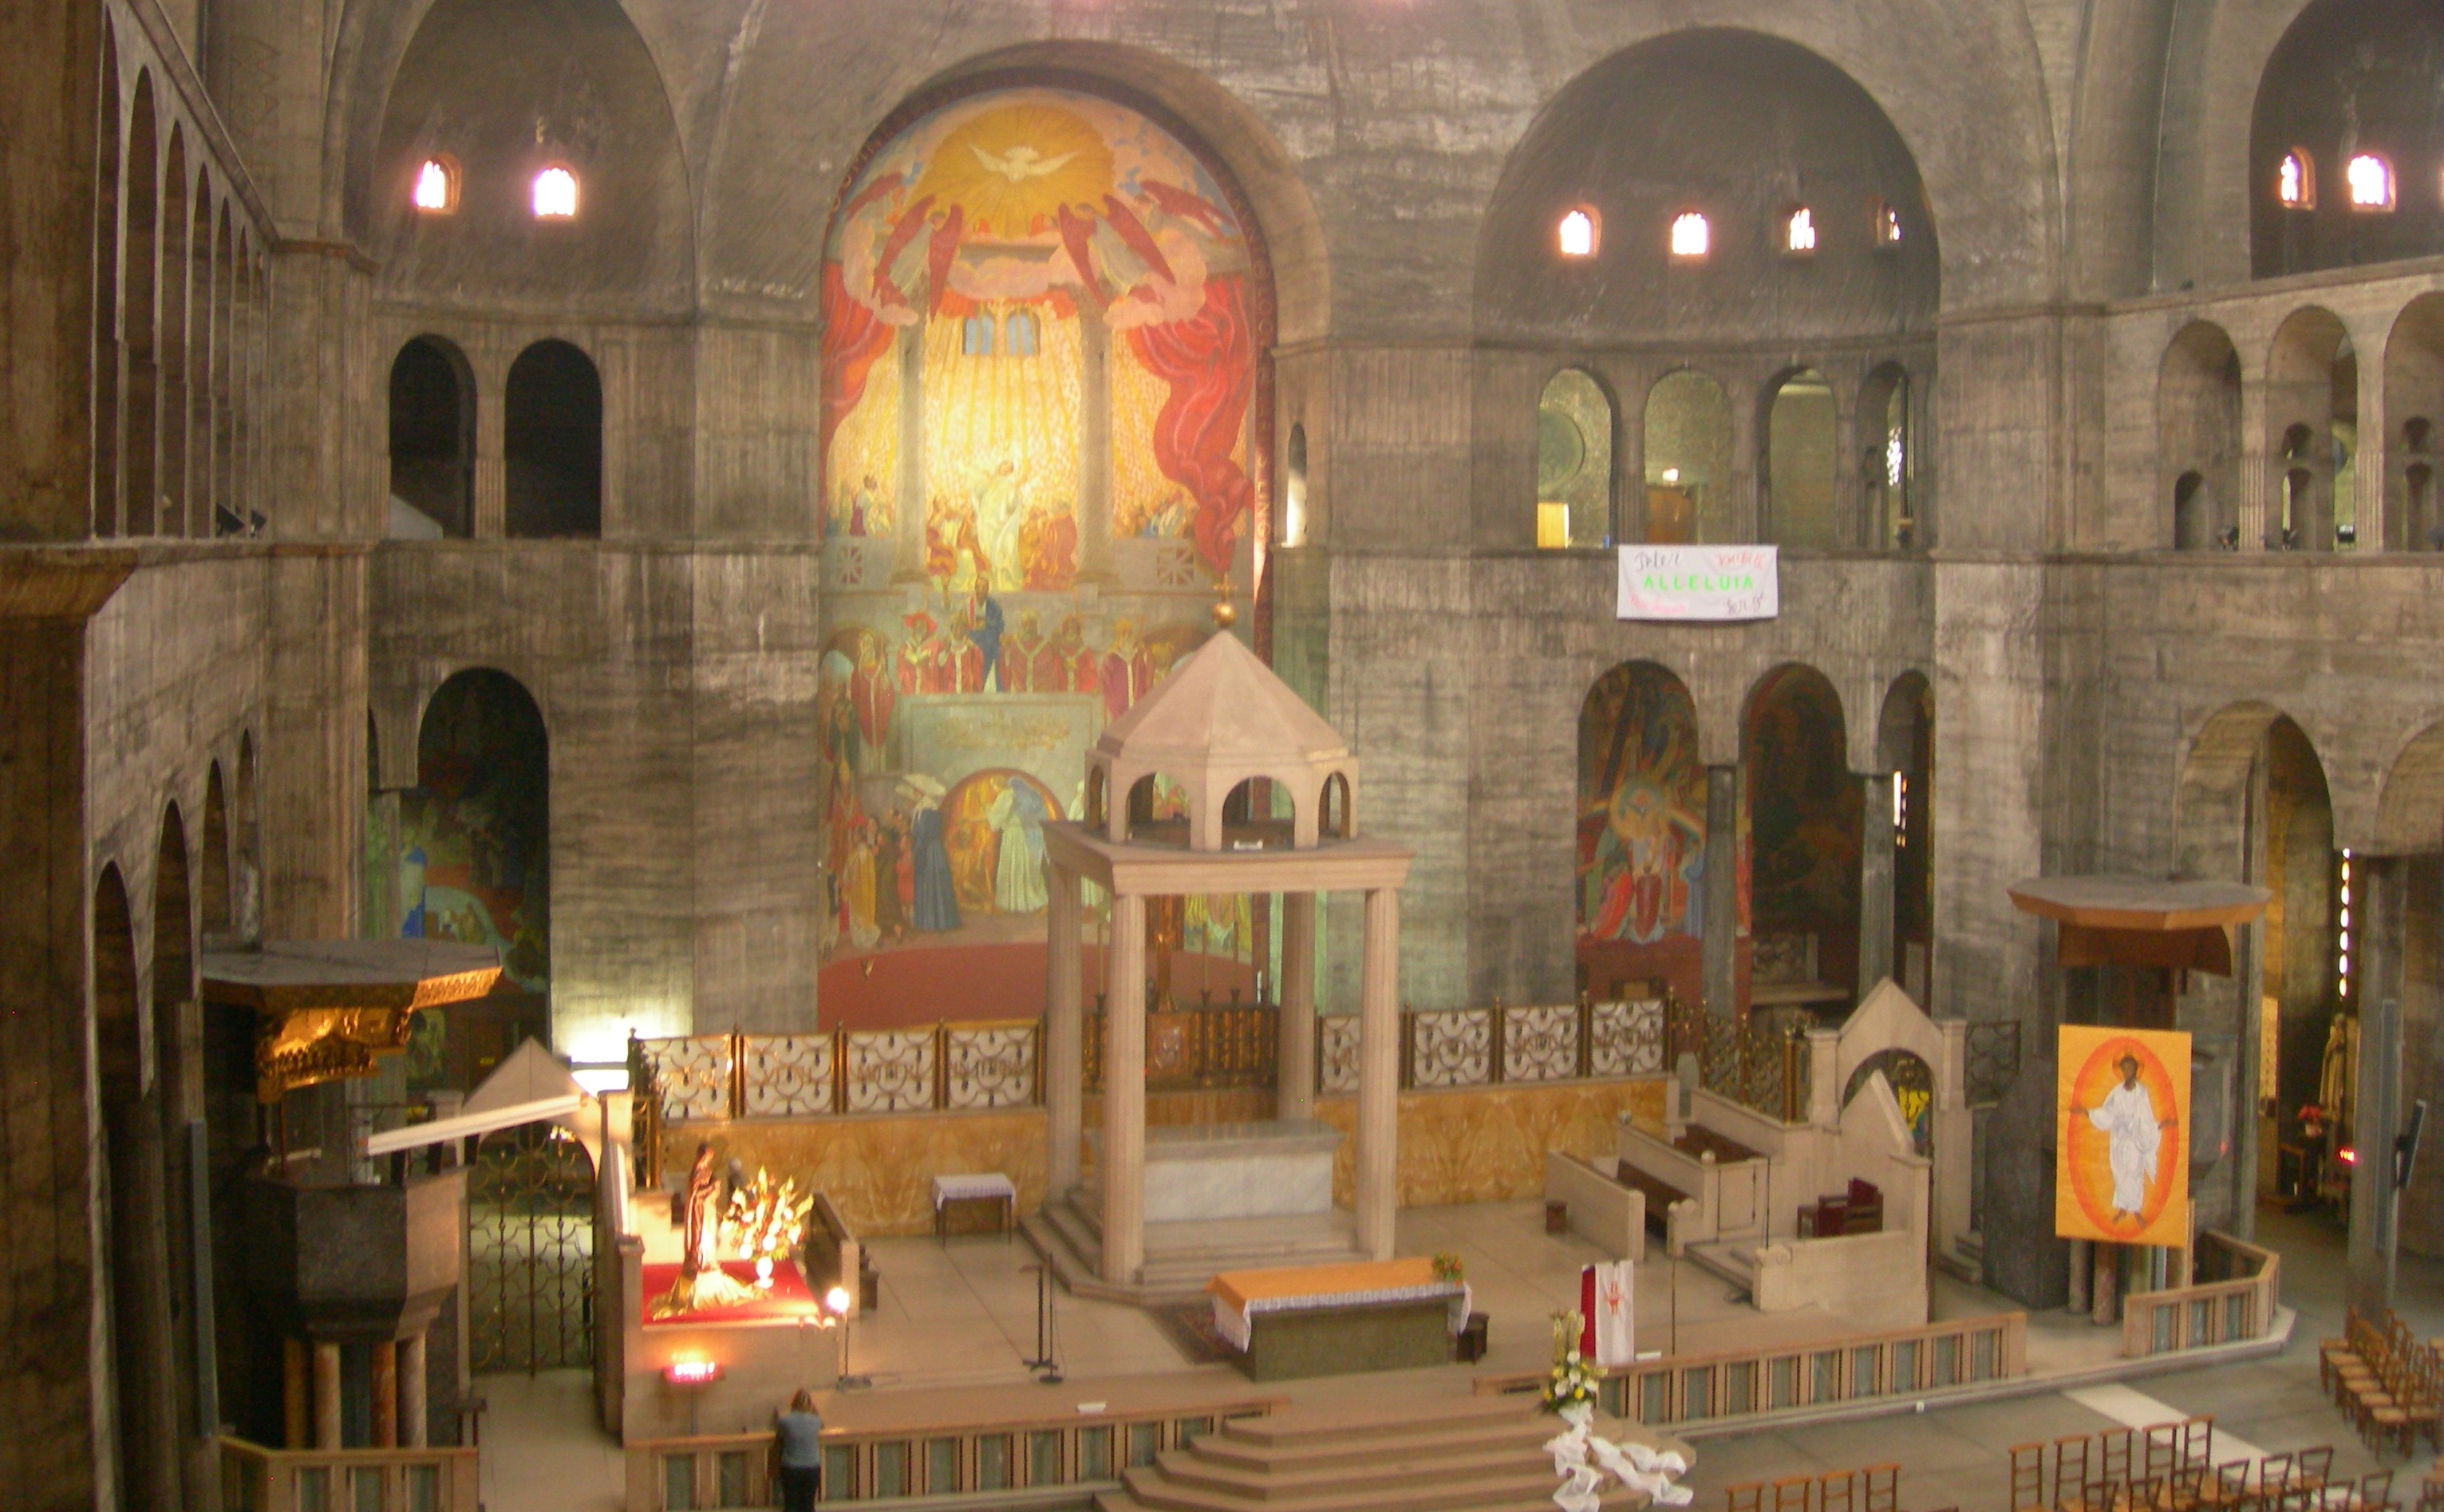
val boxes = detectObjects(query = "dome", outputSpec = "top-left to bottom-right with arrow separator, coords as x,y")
1088,630 -> 1358,851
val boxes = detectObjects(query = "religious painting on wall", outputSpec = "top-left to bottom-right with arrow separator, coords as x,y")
1577,665 -> 1708,947
2055,1025 -> 2191,1247
815,83 -> 1272,1020
1745,665 -> 1860,953
395,669 -> 551,994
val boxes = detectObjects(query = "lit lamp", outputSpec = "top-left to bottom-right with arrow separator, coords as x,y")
1536,501 -> 1570,550
827,1285 -> 868,1390
662,1356 -> 723,1435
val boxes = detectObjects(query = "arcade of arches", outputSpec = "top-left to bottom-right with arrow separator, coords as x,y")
17,0 -> 2444,1504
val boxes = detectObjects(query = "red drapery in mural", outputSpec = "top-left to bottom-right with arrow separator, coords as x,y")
821,263 -> 898,468
1127,275 -> 1254,577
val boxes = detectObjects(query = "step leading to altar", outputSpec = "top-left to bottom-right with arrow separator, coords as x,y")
1086,1119 -> 1342,1223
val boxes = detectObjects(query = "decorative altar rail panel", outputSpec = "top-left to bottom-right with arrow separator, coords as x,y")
843,1029 -> 937,1113
1408,1007 -> 1493,1088
1501,1003 -> 1582,1083
2122,1232 -> 2280,1358
740,1034 -> 834,1117
624,1396 -> 1285,1508
220,1439 -> 480,1512
1664,998 -> 1810,1123
1472,1312 -> 2028,1429
946,1021 -> 1038,1109
1318,1015 -> 1361,1093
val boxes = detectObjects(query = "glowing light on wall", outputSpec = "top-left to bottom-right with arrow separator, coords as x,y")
2347,154 -> 2395,211
663,1357 -> 722,1385
1668,211 -> 1709,259
1785,207 -> 1815,253
1558,207 -> 1598,258
2339,850 -> 2353,999
1873,200 -> 1903,247
534,165 -> 579,219
413,158 -> 458,214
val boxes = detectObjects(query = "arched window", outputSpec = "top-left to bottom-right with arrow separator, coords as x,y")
1668,211 -> 1709,259
2347,153 -> 2396,211
1764,369 -> 1838,547
388,336 -> 475,539
504,339 -> 602,539
1783,207 -> 1816,255
962,312 -> 996,357
1006,310 -> 1039,357
2279,150 -> 2316,209
1282,423 -> 1308,547
1643,369 -> 1732,545
2408,462 -> 2438,551
1537,369 -> 1614,549
1557,206 -> 1599,259
1320,772 -> 1352,839
2173,472 -> 2210,551
413,156 -> 459,214
1859,364 -> 1914,549
532,164 -> 578,219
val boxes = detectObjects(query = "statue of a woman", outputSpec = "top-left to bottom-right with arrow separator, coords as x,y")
653,1142 -> 754,1317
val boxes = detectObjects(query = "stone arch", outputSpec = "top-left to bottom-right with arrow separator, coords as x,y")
409,669 -> 551,993
2372,718 -> 2444,856
503,339 -> 601,539
388,334 -> 476,539
1763,367 -> 1840,549
1641,368 -> 1734,546
92,22 -> 121,535
2249,0 -> 2444,278
123,68 -> 160,535
1743,664 -> 1862,999
201,762 -> 231,940
1535,366 -> 1617,550
2387,294 -> 2444,551
1857,361 -> 1921,551
2264,306 -> 2351,551
1577,662 -> 1708,1002
2159,320 -> 2242,550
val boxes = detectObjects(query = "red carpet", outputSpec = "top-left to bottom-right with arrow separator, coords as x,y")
818,944 -> 1261,1030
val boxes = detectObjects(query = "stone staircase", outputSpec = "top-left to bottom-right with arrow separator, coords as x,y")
1096,1393 -> 1672,1512
1025,1188 -> 1372,1304
1684,1238 -> 1759,1299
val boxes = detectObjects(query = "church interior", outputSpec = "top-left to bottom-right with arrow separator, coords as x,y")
14,1 -> 2444,1509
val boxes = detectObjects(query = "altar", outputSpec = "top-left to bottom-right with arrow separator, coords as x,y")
1088,1119 -> 1340,1223
1207,1259 -> 1468,1381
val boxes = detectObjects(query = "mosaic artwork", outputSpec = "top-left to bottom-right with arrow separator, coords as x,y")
1577,665 -> 1708,945
816,85 -> 1269,998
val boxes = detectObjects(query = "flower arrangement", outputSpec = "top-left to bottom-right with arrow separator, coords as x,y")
725,1168 -> 813,1289
1541,1311 -> 1598,1417
1431,1251 -> 1466,1284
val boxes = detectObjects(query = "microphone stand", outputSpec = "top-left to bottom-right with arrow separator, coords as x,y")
1025,1263 -> 1064,1383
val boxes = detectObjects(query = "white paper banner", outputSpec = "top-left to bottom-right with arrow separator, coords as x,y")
1615,545 -> 1779,622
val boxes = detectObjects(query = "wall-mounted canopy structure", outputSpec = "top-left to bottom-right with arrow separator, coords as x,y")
2007,874 -> 2269,976
202,939 -> 503,1101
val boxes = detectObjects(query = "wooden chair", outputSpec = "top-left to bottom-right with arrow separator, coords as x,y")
1727,1484 -> 1766,1512
2012,1444 -> 2049,1512
2297,1447 -> 2335,1493
2181,1420 -> 2217,1477
2146,1425 -> 2183,1482
2059,1439 -> 2097,1512
2105,1432 -> 2136,1489
2170,1465 -> 2208,1511
1862,1463 -> 1900,1512
2358,1470 -> 2398,1512
2260,1454 -> 2296,1496
1775,1474 -> 1816,1512
1822,1468 -> 1857,1512
2208,1459 -> 2253,1512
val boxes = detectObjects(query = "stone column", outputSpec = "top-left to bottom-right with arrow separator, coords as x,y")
312,1340 -> 342,1449
1356,888 -> 1402,1260
369,1334 -> 397,1448
1046,866 -> 1084,1196
1703,766 -> 1739,1016
283,1336 -> 310,1448
1858,772 -> 1897,993
1100,891 -> 1147,1285
399,1330 -> 428,1448
2349,857 -> 2406,1315
2239,376 -> 2268,551
473,361 -> 505,539
1278,891 -> 1317,1121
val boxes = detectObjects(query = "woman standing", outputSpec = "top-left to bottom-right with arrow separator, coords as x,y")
774,1388 -> 824,1512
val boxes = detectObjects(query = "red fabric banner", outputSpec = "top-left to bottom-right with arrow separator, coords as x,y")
1126,275 -> 1254,578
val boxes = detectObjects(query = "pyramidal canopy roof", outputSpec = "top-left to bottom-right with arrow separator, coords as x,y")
1094,629 -> 1348,768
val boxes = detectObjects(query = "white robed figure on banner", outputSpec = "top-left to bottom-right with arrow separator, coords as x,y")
2072,1053 -> 2177,1224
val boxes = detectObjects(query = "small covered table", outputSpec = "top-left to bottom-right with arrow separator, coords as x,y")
1206,1258 -> 1469,1381
932,1173 -> 1017,1243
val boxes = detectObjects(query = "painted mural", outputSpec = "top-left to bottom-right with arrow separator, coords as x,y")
396,669 -> 551,991
1577,665 -> 1708,946
1745,668 -> 1862,935
816,85 -> 1269,1003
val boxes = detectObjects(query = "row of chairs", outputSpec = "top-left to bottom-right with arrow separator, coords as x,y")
2011,1417 -> 2219,1512
1724,1463 -> 1954,1512
2324,1308 -> 2444,1459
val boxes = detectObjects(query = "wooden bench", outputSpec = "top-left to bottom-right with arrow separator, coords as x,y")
1614,1166 -> 1688,1238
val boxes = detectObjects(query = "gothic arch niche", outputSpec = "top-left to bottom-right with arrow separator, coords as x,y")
149,803 -> 203,1490
124,71 -> 160,535
504,340 -> 601,538
1847,1048 -> 1935,1154
1857,363 -> 1917,550
2252,0 -> 2444,278
2387,294 -> 2444,551
1535,368 -> 1615,549
1577,662 -> 1708,1004
813,80 -> 1275,1023
1641,370 -> 1732,546
1877,672 -> 1935,998
2159,322 -> 2242,550
1743,665 -> 1862,1004
93,28 -> 122,535
202,762 -> 231,941
2373,720 -> 2444,1253
389,335 -> 475,539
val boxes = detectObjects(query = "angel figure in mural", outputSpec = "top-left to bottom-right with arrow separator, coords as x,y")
2070,1055 -> 2177,1224
653,1143 -> 755,1317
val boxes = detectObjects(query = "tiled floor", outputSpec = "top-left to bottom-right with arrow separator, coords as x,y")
480,1198 -> 2444,1511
